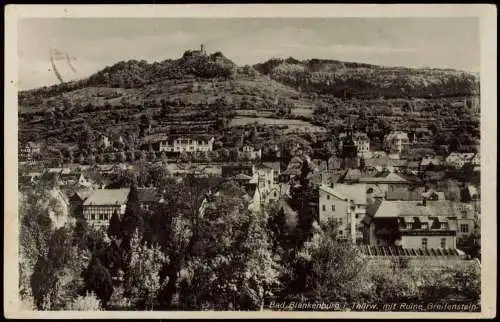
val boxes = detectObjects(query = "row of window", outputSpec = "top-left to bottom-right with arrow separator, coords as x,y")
88,213 -> 112,221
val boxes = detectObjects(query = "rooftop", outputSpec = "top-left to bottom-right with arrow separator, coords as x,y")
320,183 -> 367,205
373,199 -> 455,218
83,188 -> 131,206
359,172 -> 410,184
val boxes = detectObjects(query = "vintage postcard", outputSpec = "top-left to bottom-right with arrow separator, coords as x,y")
4,4 -> 497,319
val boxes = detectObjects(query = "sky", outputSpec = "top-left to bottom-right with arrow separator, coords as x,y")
18,18 -> 480,90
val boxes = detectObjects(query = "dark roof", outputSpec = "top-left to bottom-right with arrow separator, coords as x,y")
137,188 -> 160,203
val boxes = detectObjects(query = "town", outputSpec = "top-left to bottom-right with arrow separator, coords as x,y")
18,44 -> 481,312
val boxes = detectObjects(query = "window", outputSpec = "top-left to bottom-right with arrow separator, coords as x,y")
322,205 -> 326,211
441,238 -> 447,249
331,205 -> 335,211
355,213 -> 359,219
339,218 -> 343,225
338,230 -> 343,235
274,192 -> 277,197
327,195 -> 330,200
460,224 -> 469,233
421,238 -> 428,249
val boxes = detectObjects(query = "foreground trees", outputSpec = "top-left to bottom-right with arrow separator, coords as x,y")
20,167 -> 481,311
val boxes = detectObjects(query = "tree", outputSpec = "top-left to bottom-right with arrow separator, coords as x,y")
120,185 -> 144,250
31,256 -> 58,310
281,221 -> 366,303
177,182 -> 282,310
66,292 -> 102,311
83,255 -> 113,307
107,210 -> 122,240
124,230 -> 168,310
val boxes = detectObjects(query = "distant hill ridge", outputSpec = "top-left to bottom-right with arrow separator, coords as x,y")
19,49 -> 479,101
253,57 -> 480,99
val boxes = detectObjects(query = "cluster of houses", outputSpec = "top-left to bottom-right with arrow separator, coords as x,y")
59,161 -> 286,227
317,174 -> 479,252
19,125 -> 480,262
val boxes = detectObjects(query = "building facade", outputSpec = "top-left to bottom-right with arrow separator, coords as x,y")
82,188 -> 130,228
352,132 -> 371,158
238,145 -> 262,160
159,136 -> 215,153
370,199 -> 458,250
319,183 -> 367,243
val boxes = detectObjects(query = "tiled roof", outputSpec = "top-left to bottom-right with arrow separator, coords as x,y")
359,172 -> 409,184
373,200 -> 455,218
320,183 -> 367,205
83,188 -> 130,206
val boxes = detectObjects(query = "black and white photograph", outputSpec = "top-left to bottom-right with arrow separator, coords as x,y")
4,4 -> 496,318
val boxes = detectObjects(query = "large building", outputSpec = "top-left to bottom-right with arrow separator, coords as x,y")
158,136 -> 215,153
367,199 -> 458,250
82,188 -> 131,228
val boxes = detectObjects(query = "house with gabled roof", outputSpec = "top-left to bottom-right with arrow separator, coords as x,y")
82,188 -> 131,228
319,183 -> 368,243
367,199 -> 458,250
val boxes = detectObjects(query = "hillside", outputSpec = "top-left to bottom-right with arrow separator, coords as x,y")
254,58 -> 480,99
18,50 -> 317,146
18,50 -> 480,160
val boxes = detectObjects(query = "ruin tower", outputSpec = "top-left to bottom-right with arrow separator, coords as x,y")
201,44 -> 206,55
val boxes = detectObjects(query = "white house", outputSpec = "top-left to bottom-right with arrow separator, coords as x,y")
353,132 -> 371,158
319,183 -> 367,243
159,136 -> 215,153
